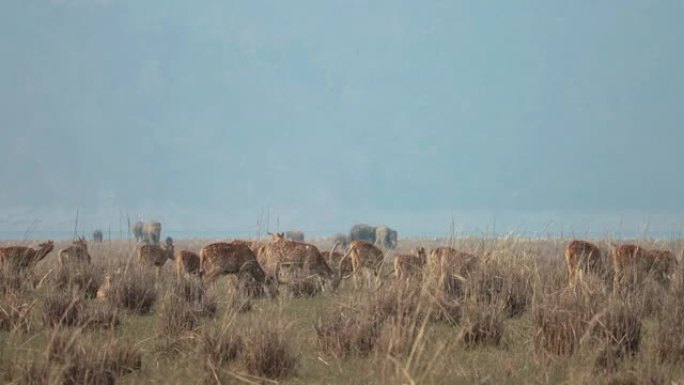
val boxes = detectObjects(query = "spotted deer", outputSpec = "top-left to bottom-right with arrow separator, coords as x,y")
612,243 -> 678,291
57,238 -> 92,270
137,243 -> 174,279
337,240 -> 386,289
0,240 -> 54,272
175,250 -> 201,277
255,233 -> 340,290
394,247 -> 427,281
199,241 -> 276,297
322,249 -> 352,277
428,246 -> 479,279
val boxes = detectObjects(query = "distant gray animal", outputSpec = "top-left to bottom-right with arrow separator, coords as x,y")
93,229 -> 103,243
132,221 -> 144,242
142,221 -> 162,245
375,226 -> 398,249
165,236 -> 173,247
285,230 -> 304,242
349,224 -> 376,244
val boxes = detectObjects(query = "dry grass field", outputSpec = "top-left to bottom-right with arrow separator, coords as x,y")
1,236 -> 684,384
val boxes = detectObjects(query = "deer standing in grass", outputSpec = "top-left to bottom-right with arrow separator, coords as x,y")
322,249 -> 352,278
175,250 -> 201,278
564,240 -> 606,286
337,240 -> 386,289
394,247 -> 427,281
0,240 -> 54,272
199,241 -> 276,297
137,243 -> 174,279
57,238 -> 91,270
255,233 -> 340,291
428,247 -> 479,277
612,243 -> 678,291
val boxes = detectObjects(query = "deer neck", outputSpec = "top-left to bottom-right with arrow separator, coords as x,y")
34,244 -> 54,263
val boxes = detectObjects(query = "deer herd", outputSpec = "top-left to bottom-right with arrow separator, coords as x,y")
0,234 -> 680,301
564,239 -> 679,291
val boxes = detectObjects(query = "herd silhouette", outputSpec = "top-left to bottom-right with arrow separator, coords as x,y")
0,223 -> 679,301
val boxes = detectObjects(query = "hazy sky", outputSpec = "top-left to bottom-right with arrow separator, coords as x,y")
1,1 -> 683,238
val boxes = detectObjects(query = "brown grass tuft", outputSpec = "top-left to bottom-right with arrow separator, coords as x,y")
80,304 -> 120,330
0,294 -> 34,333
45,330 -> 141,384
315,307 -> 379,358
10,360 -> 52,385
458,302 -> 504,348
587,300 -> 642,371
158,293 -> 199,335
0,269 -> 28,295
199,325 -> 243,375
655,278 -> 684,363
42,291 -> 83,327
534,285 -> 605,357
170,277 -> 217,317
243,327 -> 297,379
51,263 -> 103,299
106,268 -> 157,314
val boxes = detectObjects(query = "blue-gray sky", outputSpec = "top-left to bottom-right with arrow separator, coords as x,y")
1,1 -> 683,238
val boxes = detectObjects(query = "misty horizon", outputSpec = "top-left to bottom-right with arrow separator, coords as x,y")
2,1 -> 683,241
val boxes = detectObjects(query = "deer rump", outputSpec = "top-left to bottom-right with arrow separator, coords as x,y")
257,240 -> 339,288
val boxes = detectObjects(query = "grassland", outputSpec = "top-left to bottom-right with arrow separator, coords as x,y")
1,236 -> 684,385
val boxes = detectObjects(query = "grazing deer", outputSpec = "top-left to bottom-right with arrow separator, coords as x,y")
57,238 -> 92,270
229,239 -> 263,255
322,250 -> 352,277
137,244 -> 174,266
199,241 -> 276,297
428,246 -> 479,278
394,247 -> 427,281
564,240 -> 606,286
255,233 -> 340,290
337,240 -> 386,289
0,240 -> 54,272
175,250 -> 201,277
612,243 -> 678,291
643,248 -> 678,283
